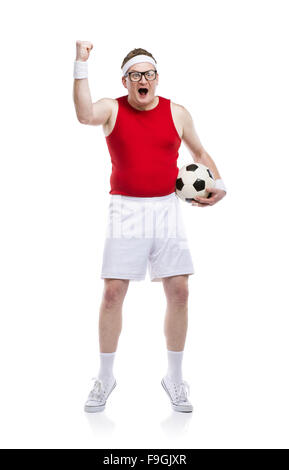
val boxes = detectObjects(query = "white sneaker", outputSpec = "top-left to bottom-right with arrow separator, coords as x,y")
161,375 -> 193,413
84,377 -> 116,413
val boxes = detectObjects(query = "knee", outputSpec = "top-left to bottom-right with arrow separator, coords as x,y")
102,281 -> 128,308
166,282 -> 189,305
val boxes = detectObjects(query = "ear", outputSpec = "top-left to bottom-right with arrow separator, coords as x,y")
122,76 -> 128,89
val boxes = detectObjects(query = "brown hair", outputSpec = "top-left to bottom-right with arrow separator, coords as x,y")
121,48 -> 157,69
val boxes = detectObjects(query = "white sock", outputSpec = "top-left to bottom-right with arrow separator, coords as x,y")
98,352 -> 116,382
166,349 -> 184,383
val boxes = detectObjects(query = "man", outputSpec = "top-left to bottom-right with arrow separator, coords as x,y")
73,41 -> 227,414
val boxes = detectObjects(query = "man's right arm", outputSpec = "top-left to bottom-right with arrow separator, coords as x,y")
73,40 -> 112,126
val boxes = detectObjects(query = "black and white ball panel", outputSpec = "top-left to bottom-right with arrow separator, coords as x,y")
175,162 -> 215,203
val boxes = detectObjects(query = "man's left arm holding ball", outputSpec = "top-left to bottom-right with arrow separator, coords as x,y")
180,106 -> 227,207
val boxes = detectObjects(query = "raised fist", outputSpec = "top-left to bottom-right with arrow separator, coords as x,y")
75,40 -> 93,62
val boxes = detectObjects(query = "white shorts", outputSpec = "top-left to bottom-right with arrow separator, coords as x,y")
100,192 -> 195,282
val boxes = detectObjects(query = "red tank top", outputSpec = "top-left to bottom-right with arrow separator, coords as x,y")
105,95 -> 182,197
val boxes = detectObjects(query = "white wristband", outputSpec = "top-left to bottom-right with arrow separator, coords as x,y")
215,178 -> 227,193
73,60 -> 88,79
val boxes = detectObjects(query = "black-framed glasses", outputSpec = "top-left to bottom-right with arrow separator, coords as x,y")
125,69 -> 157,82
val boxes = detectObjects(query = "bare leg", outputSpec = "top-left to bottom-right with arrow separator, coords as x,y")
99,278 -> 129,353
162,275 -> 189,351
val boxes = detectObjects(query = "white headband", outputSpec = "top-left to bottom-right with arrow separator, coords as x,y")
122,54 -> 157,76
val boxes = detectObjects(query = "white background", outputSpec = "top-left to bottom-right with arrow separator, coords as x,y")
0,0 -> 288,449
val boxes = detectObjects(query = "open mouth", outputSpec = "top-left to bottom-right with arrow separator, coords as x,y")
138,87 -> 148,96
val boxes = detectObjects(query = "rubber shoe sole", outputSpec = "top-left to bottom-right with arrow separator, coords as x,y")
84,380 -> 117,413
161,378 -> 193,413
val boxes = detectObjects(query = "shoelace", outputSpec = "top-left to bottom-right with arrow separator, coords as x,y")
89,378 -> 104,400
179,381 -> 189,401
176,381 -> 190,403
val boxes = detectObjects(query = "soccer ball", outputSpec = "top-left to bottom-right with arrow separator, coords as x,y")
175,162 -> 215,203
